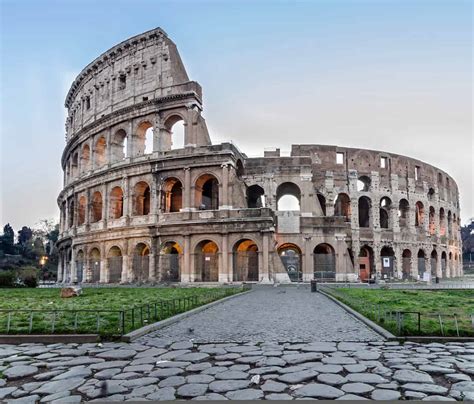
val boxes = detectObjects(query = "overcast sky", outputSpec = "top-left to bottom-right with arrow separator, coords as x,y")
0,0 -> 472,231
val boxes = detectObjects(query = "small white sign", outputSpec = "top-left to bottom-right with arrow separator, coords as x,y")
423,272 -> 430,282
205,257 -> 211,261
383,257 -> 390,268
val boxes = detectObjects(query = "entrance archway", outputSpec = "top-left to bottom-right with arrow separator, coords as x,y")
402,249 -> 412,280
430,250 -> 438,278
88,248 -> 101,283
132,243 -> 150,282
381,246 -> 395,280
195,175 -> 219,210
195,240 -> 219,282
359,246 -> 374,282
441,251 -> 447,278
159,241 -> 182,282
233,239 -> 259,282
107,246 -> 122,283
76,250 -> 84,283
278,243 -> 302,282
313,243 -> 336,282
417,249 -> 426,280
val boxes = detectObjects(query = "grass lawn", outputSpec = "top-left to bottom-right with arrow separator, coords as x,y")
0,286 -> 245,338
328,288 -> 474,337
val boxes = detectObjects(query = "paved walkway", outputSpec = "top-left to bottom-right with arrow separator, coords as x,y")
140,286 -> 382,343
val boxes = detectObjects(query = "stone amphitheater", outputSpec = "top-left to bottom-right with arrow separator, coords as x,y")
56,27 -> 463,285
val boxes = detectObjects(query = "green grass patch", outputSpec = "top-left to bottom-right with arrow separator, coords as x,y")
0,286 -> 246,338
328,288 -> 474,337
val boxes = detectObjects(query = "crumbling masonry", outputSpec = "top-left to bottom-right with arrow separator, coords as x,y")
56,28 -> 463,284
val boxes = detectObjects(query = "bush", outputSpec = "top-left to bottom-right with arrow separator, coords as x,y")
18,267 -> 39,288
0,270 -> 16,287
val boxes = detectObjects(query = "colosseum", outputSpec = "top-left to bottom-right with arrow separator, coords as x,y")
56,27 -> 463,285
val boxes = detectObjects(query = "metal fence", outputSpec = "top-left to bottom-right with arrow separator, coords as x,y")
0,286 -> 249,338
320,285 -> 474,337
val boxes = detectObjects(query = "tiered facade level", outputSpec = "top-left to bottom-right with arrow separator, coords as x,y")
57,28 -> 463,284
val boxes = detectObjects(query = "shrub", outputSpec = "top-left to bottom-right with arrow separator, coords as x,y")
0,270 -> 15,287
18,267 -> 39,288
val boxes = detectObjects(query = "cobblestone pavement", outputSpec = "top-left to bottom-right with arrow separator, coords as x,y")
0,340 -> 473,402
142,286 -> 383,343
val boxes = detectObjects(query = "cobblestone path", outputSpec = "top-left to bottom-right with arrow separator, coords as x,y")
1,340 -> 473,401
142,286 -> 383,343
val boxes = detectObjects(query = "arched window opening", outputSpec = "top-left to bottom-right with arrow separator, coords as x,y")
381,246 -> 395,280
107,246 -> 122,283
428,188 -> 435,200
317,193 -> 326,216
111,129 -> 127,162
448,251 -> 453,277
233,239 -> 259,282
447,211 -> 452,236
159,241 -> 182,282
438,172 -> 443,185
439,208 -> 446,236
163,178 -> 183,212
429,206 -> 436,235
75,250 -> 84,283
357,176 -> 371,192
334,193 -> 351,221
81,144 -> 91,172
195,240 -> 219,282
417,249 -> 426,279
78,196 -> 86,226
196,174 -> 219,210
430,250 -> 438,278
236,160 -> 244,178
398,199 -> 409,227
359,246 -> 374,282
358,196 -> 371,228
313,243 -> 335,281
136,121 -> 154,156
133,181 -> 151,216
402,249 -> 412,280
88,248 -> 101,283
276,182 -> 301,211
68,200 -> 75,228
71,153 -> 79,178
441,251 -> 447,278
132,243 -> 150,282
170,120 -> 185,150
247,185 -> 265,208
95,136 -> 107,167
379,197 -> 391,229
278,243 -> 302,282
91,191 -> 103,222
109,187 -> 124,219
415,201 -> 424,227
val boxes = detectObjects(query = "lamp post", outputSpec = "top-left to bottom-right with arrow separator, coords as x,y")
39,255 -> 48,283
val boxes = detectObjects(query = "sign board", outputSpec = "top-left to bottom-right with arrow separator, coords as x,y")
423,272 -> 430,282
383,257 -> 391,268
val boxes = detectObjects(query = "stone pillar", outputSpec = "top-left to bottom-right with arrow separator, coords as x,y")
149,251 -> 156,281
102,183 -> 108,224
127,121 -> 134,158
121,255 -> 130,283
391,206 -> 399,233
325,200 -> 335,217
372,200 -> 380,230
394,247 -> 402,279
374,246 -> 382,279
303,236 -> 313,282
220,164 -> 229,209
123,176 -> 130,219
100,244 -> 107,283
183,167 -> 191,211
183,235 -> 191,282
261,232 -> 271,283
57,251 -> 63,283
220,234 -> 229,282
70,248 -> 77,282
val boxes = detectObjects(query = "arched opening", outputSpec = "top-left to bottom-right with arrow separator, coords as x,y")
68,200 -> 75,228
111,129 -> 127,162
448,252 -> 453,277
429,207 -> 436,235
427,188 -> 435,201
439,208 -> 446,236
441,251 -> 447,278
94,136 -> 107,167
71,153 -> 79,178
415,201 -> 424,227
379,197 -> 391,229
195,240 -> 219,282
159,241 -> 182,282
236,160 -> 244,178
196,174 -> 219,210
136,121 -> 154,155
78,196 -> 86,225
163,178 -> 183,212
164,115 -> 185,150
133,181 -> 151,216
317,193 -> 327,216
233,239 -> 259,282
334,193 -> 351,221
107,246 -> 122,283
132,243 -> 150,282
88,248 -> 101,283
109,187 -> 124,219
276,182 -> 301,211
453,213 -> 457,236
278,243 -> 302,282
358,196 -> 371,228
76,250 -> 84,283
417,249 -> 426,279
313,243 -> 335,282
430,250 -> 438,278
91,191 -> 103,222
447,211 -> 452,237
402,249 -> 412,280
359,246 -> 374,282
247,185 -> 265,208
381,246 -> 395,280
81,144 -> 91,172
357,176 -> 371,192
398,199 -> 409,228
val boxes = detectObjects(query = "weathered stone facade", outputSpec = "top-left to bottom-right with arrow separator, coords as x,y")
56,27 -> 462,284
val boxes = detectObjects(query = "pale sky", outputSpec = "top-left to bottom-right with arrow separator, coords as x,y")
0,0 -> 472,231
